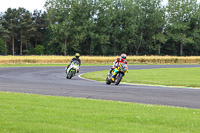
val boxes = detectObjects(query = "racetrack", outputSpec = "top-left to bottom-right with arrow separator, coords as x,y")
0,65 -> 200,109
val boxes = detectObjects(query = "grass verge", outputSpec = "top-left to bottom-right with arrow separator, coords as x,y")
0,91 -> 200,133
82,67 -> 200,88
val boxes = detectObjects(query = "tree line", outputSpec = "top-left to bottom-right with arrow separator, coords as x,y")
0,0 -> 200,56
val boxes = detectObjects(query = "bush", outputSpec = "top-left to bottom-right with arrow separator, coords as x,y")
34,45 -> 45,55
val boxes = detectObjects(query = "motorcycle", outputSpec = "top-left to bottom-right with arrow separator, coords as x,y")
65,60 -> 80,79
106,63 -> 128,85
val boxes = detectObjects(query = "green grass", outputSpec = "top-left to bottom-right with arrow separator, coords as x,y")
0,91 -> 200,133
82,67 -> 200,88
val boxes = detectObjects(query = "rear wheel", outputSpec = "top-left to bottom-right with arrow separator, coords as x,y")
115,73 -> 123,85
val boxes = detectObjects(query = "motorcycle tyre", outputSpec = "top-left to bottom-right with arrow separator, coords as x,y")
67,71 -> 74,79
70,71 -> 75,79
115,73 -> 123,85
106,77 -> 111,85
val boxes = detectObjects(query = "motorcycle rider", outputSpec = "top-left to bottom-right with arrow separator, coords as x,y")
66,53 -> 81,73
110,53 -> 127,82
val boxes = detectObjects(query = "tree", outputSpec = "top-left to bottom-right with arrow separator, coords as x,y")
167,0 -> 197,56
45,0 -> 74,55
95,0 -> 112,55
133,0 -> 154,55
120,0 -> 137,55
151,1 -> 167,55
32,10 -> 47,47
3,8 -> 19,55
34,45 -> 45,55
190,3 -> 200,55
1,0 -> 200,56
17,8 -> 34,55
0,14 -> 9,55
152,32 -> 167,55
0,37 -> 6,55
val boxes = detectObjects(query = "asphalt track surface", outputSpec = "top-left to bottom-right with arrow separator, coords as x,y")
0,65 -> 200,109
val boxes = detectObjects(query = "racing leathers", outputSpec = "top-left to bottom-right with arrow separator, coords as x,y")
66,58 -> 81,73
70,58 -> 81,66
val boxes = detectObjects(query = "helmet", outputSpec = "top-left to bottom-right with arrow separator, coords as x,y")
121,53 -> 126,61
75,53 -> 80,58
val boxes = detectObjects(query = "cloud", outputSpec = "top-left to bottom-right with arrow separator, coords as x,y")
0,0 -> 46,12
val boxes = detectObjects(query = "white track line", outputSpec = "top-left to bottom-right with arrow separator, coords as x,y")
78,73 -> 103,83
78,73 -> 200,89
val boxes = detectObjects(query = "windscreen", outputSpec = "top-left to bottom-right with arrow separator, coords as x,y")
73,60 -> 79,65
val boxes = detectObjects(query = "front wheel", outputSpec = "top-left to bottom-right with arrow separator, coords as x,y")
115,73 -> 123,85
68,70 -> 74,79
106,77 -> 111,85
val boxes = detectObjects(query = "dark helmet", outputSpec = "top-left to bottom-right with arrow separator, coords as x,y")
121,53 -> 126,61
75,53 -> 80,59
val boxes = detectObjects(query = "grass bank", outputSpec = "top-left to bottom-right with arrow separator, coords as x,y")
0,91 -> 200,133
82,67 -> 200,88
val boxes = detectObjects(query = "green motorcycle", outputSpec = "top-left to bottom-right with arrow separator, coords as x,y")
65,61 -> 80,79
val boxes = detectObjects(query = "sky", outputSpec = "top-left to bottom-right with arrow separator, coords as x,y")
0,0 -> 200,13
0,0 -> 47,13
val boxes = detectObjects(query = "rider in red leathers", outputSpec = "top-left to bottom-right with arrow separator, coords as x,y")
110,53 -> 127,81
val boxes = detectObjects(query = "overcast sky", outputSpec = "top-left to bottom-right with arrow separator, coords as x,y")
0,0 -> 46,12
0,0 -> 200,13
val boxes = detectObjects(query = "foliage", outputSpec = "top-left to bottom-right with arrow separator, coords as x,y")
166,0 -> 197,56
33,45 -> 45,55
0,38 -> 6,55
0,0 -> 200,56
